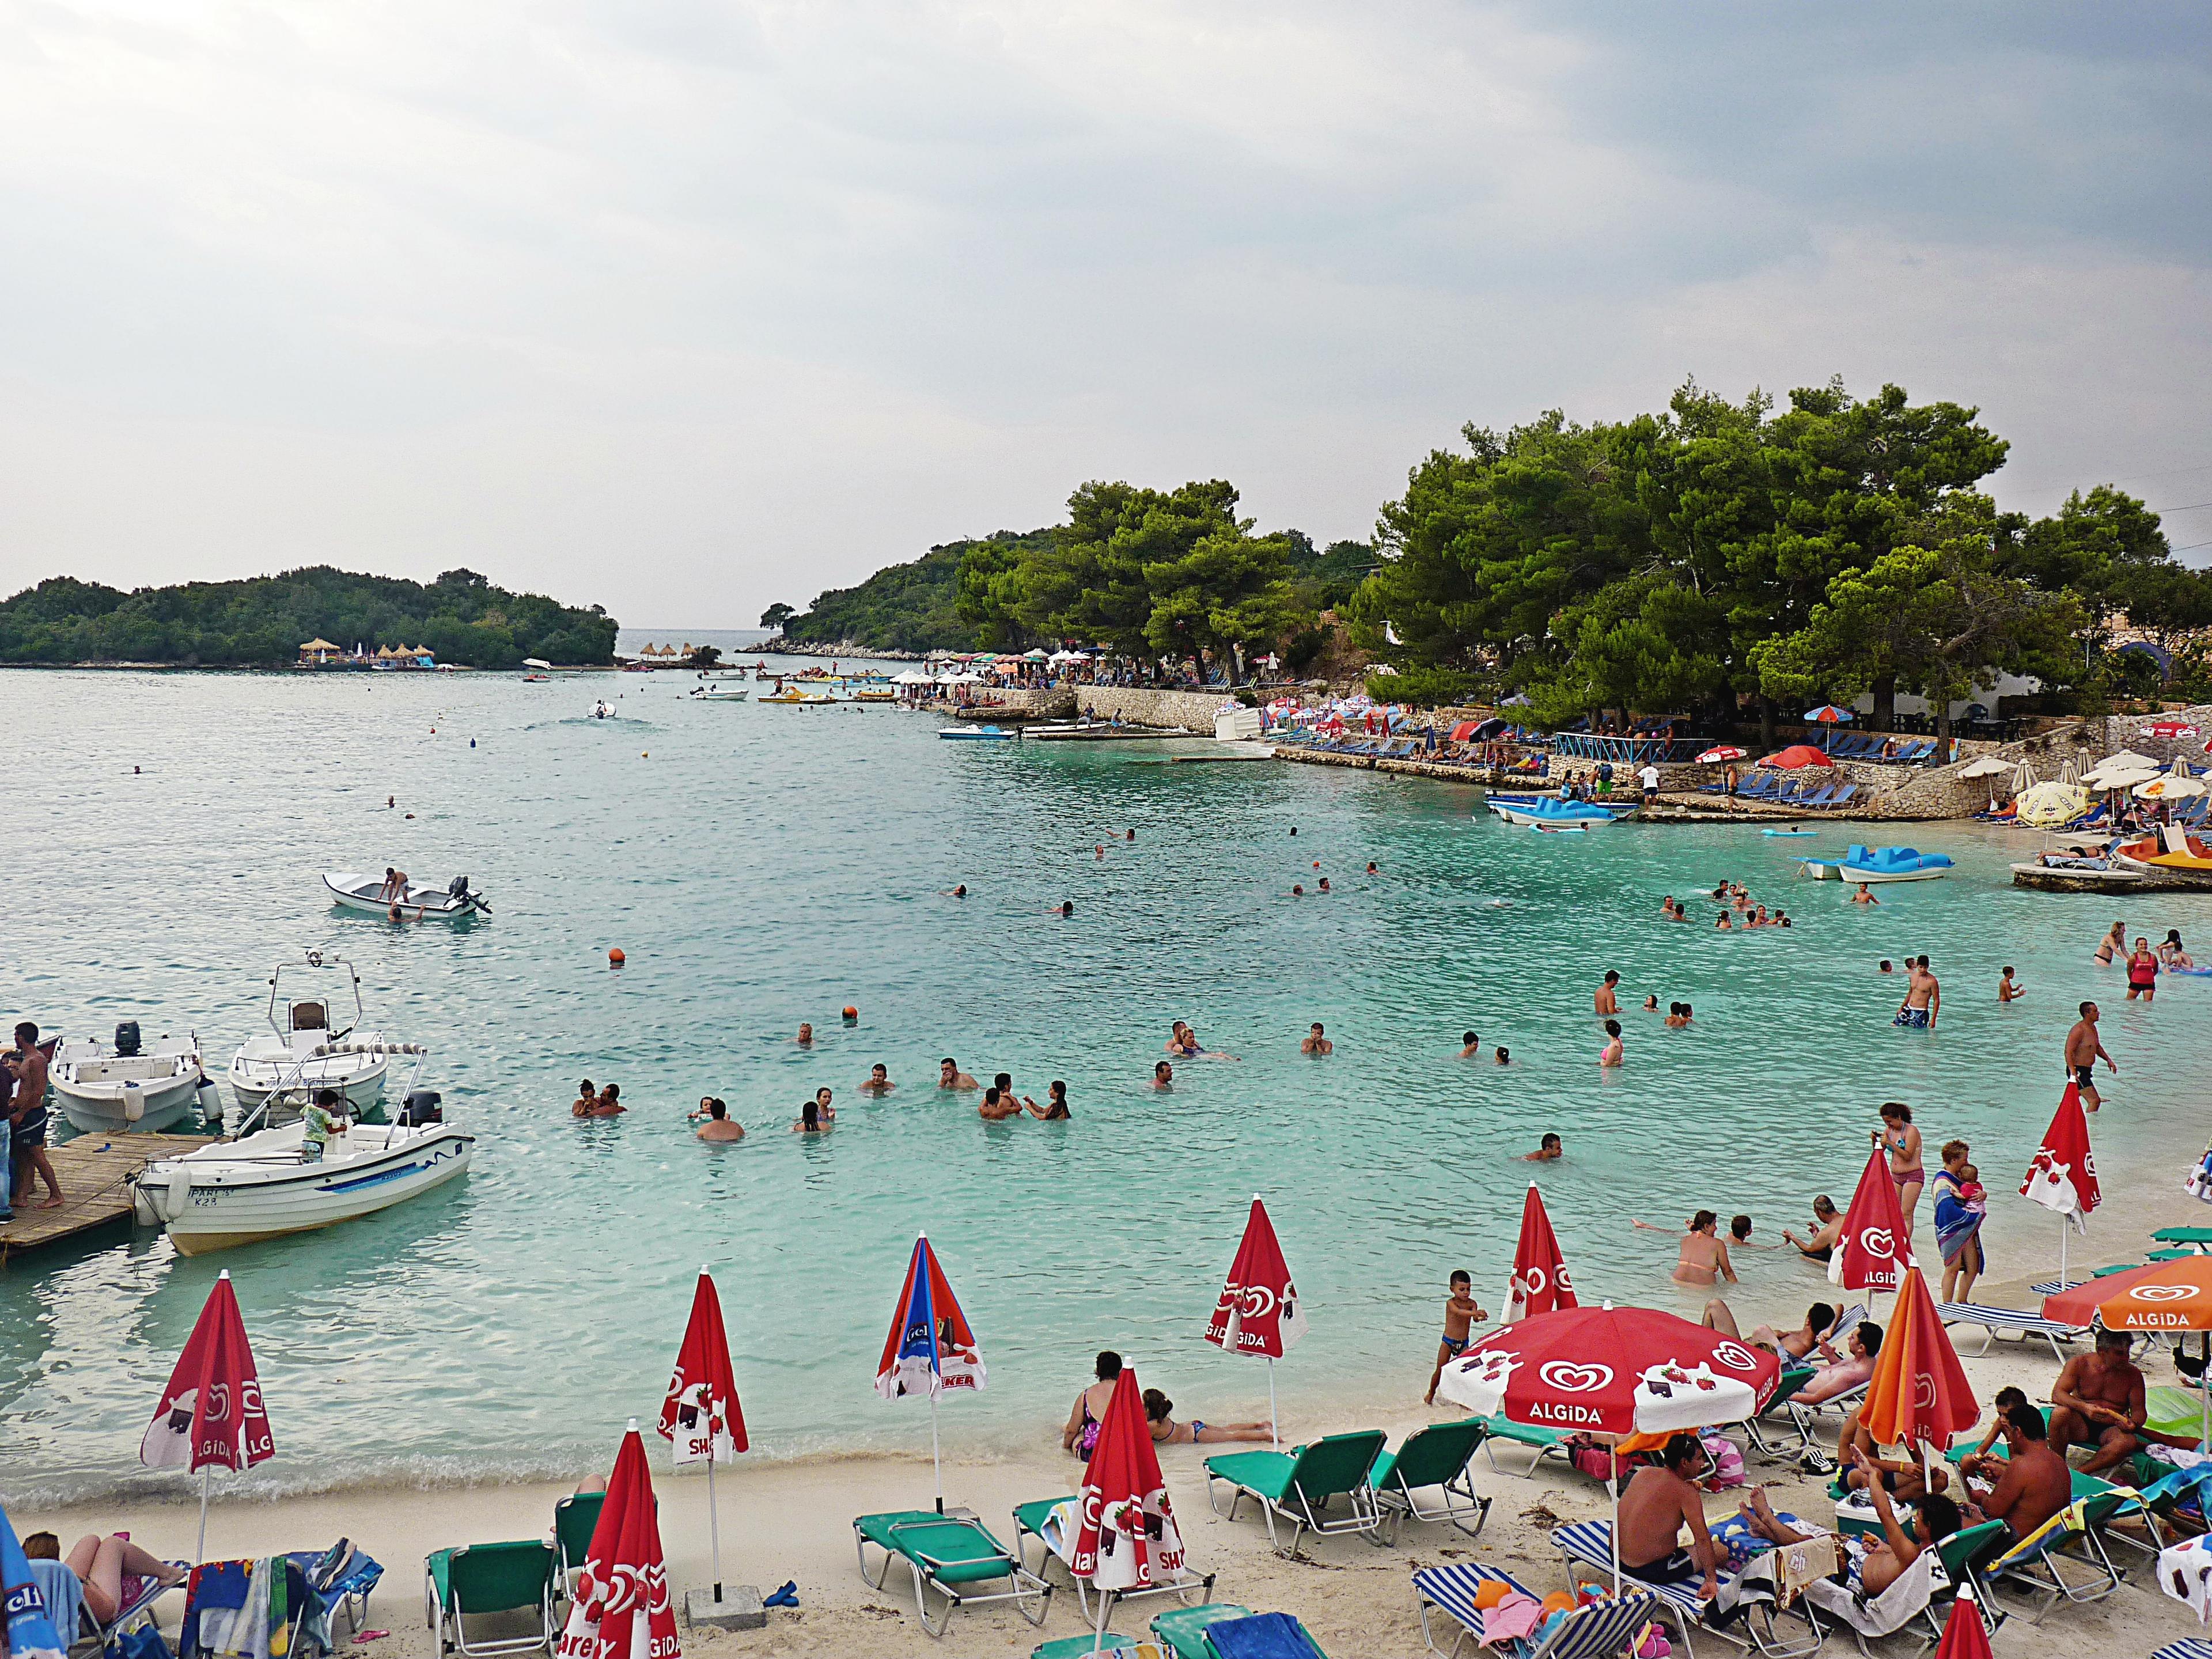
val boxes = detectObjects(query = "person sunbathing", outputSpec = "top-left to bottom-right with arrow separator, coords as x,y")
1795,1322 -> 1880,1405
1142,1388 -> 1271,1445
1703,1300 -> 1840,1365
1735,1461 -> 1957,1601
21,1532 -> 188,1626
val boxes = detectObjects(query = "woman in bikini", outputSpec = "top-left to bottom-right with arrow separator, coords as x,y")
1142,1388 -> 1272,1445
2094,921 -> 2126,965
1062,1351 -> 1123,1457
1672,1211 -> 1737,1286
1876,1101 -> 1925,1237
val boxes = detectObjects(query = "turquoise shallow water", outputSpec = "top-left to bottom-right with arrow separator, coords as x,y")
3,666 -> 2208,1502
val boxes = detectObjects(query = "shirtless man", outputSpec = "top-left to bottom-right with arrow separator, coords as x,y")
1616,1436 -> 1721,1597
1961,1403 -> 2074,1540
978,1086 -> 1024,1121
1424,1270 -> 1488,1404
1153,1060 -> 1174,1090
1301,1022 -> 1333,1056
1459,1030 -> 1481,1059
1595,970 -> 1620,1015
1794,1322 -> 1879,1406
377,866 -> 405,902
2065,1002 -> 2115,1111
860,1064 -> 895,1094
5,1026 -> 60,1209
2050,1330 -> 2147,1475
1739,1456 -> 1958,1600
1703,1299 -> 1839,1364
694,1099 -> 744,1142
1783,1195 -> 1843,1262
1524,1133 -> 1563,1162
1893,956 -> 1939,1029
938,1057 -> 979,1090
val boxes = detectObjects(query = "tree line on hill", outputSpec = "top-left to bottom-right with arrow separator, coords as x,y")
765,376 -> 2211,732
0,567 -> 619,668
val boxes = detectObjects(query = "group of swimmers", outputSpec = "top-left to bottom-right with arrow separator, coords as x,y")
1654,881 -> 1793,929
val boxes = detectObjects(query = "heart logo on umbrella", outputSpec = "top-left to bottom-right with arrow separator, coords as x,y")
1914,1372 -> 1937,1409
2134,1285 -> 2202,1302
1540,1361 -> 1613,1393
1240,1285 -> 1278,1320
1522,1267 -> 1549,1294
1712,1342 -> 1760,1372
1859,1228 -> 1895,1259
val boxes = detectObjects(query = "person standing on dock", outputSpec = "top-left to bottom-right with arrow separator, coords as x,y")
6,1023 -> 62,1210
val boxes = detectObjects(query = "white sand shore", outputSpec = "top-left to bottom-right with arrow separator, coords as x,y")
25,1328 -> 2205,1659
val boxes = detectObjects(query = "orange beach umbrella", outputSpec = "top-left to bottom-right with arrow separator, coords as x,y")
2096,1255 -> 2212,1331
1858,1268 -> 1976,1457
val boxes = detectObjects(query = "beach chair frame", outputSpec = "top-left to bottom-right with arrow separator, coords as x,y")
1203,1430 -> 1387,1558
1983,1499 -> 2123,1624
65,1563 -> 183,1658
1414,1561 -> 1665,1659
1935,1302 -> 2088,1365
1551,1521 -> 1821,1659
1785,1380 -> 1869,1449
1007,1497 -> 1215,1620
1369,1419 -> 1494,1546
423,1541 -> 557,1659
551,1491 -> 604,1605
1148,1603 -> 1255,1659
851,1510 -> 1052,1638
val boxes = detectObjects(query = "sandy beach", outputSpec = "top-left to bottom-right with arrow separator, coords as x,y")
28,1215 -> 2212,1659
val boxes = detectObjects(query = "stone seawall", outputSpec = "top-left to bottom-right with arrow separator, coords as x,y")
1073,687 -> 1244,733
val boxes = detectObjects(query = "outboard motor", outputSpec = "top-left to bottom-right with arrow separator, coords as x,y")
399,1089 -> 443,1127
448,874 -> 471,900
113,1020 -> 142,1057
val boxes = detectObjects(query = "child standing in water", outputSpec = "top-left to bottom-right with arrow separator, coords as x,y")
1425,1270 -> 1488,1404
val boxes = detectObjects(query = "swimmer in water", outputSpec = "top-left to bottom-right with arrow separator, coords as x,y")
1029,1080 -> 1073,1120
1524,1132 -> 1563,1162
942,884 -> 968,897
1672,1211 -> 1737,1286
1599,1019 -> 1623,1067
1851,885 -> 1878,906
1168,1022 -> 1199,1057
791,1100 -> 830,1133
1642,994 -> 1660,1012
1366,862 -> 1378,873
571,1078 -> 597,1117
1595,971 -> 1620,1015
860,1063 -> 894,1094
1715,912 -> 1733,930
695,1099 -> 744,1142
2094,921 -> 2125,965
1459,1029 -> 1481,1058
1494,1046 -> 1509,1064
812,1086 -> 836,1123
1878,959 -> 1893,974
938,1057 -> 980,1090
1664,1001 -> 1693,1027
1291,884 -> 1304,896
796,1023 -> 814,1047
1999,966 -> 2024,1003
1056,900 -> 1074,918
1096,844 -> 1105,859
1301,1022 -> 1333,1056
978,1085 -> 1023,1121
1126,828 -> 1135,841
1153,1060 -> 1173,1090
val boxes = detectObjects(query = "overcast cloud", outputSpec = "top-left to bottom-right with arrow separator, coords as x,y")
1,1 -> 2208,624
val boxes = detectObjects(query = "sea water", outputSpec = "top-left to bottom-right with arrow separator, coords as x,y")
1,665 -> 2205,1502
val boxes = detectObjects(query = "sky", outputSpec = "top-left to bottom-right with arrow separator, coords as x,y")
2,2 -> 2209,626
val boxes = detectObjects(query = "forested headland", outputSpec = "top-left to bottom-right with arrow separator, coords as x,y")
765,377 -> 2212,732
0,566 -> 618,668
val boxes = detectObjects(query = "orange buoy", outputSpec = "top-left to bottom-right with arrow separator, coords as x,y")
608,948 -> 626,967
842,1005 -> 859,1021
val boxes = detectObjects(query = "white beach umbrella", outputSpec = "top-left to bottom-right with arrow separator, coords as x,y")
2135,775 -> 2208,801
2097,749 -> 2158,772
1954,755 -> 2012,780
2010,760 -> 2039,793
893,670 -> 933,684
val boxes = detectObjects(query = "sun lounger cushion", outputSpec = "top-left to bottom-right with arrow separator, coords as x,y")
854,1512 -> 1021,1585
1150,1604 -> 1254,1659
1203,1612 -> 1326,1659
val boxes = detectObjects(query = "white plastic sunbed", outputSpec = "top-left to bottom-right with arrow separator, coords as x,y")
1936,1302 -> 2089,1364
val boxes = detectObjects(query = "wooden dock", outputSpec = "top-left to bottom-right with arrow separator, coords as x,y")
0,1132 -> 215,1264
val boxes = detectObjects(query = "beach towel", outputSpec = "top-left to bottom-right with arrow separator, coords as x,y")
2,1503 -> 67,1659
1205,1612 -> 1315,1659
1931,1172 -> 1987,1270
27,1561 -> 82,1649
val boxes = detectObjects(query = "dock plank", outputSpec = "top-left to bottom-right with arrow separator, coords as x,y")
1,1132 -> 215,1263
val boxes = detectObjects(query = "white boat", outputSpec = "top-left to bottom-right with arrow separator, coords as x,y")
1802,844 -> 1956,884
227,956 -> 407,1117
689,683 -> 750,702
590,699 -> 618,719
938,724 -> 1017,740
323,871 -> 488,918
51,1025 -> 216,1134
134,1096 -> 472,1255
1487,796 -> 1635,827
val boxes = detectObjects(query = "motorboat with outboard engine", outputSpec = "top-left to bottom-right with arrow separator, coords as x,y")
135,1085 -> 471,1254
51,1023 -> 217,1134
937,724 -> 1016,740
323,872 -> 489,918
227,954 -> 411,1118
689,683 -> 750,701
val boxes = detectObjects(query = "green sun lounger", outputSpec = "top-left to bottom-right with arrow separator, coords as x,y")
1151,1604 -> 1256,1659
1367,1418 -> 1491,1543
1472,1414 -> 1566,1477
1009,1495 -> 1215,1619
1204,1429 -> 1385,1556
853,1509 -> 1051,1637
423,1540 -> 557,1659
1984,1496 -> 2127,1623
551,1491 -> 604,1603
1029,1635 -> 1151,1659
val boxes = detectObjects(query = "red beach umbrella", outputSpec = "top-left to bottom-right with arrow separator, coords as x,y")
657,1270 -> 747,1607
1071,1369 -> 1186,1647
1505,1183 -> 1578,1324
558,1423 -> 679,1659
2021,1083 -> 2100,1287
1858,1269 -> 1976,1462
139,1270 -> 274,1561
1696,745 -> 1748,764
1450,721 -> 1479,741
1934,1585 -> 1994,1659
1756,745 -> 1835,770
1830,1150 -> 1914,1295
1435,1304 -> 1781,1438
1804,704 -> 1853,724
1203,1196 -> 1308,1446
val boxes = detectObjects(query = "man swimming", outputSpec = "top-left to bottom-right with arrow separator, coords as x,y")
1524,1132 -> 1563,1162
2065,1002 -> 2114,1110
1301,1022 -> 1333,1056
978,1086 -> 1024,1121
1594,970 -> 1620,1014
1459,1030 -> 1480,1058
796,1022 -> 813,1047
1851,884 -> 1878,905
860,1064 -> 894,1094
694,1099 -> 744,1142
1152,1060 -> 1173,1090
938,1057 -> 980,1089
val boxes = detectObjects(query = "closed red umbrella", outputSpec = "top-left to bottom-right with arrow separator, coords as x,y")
1071,1369 -> 1185,1649
657,1269 -> 747,1608
139,1270 -> 274,1561
1831,1150 -> 1914,1295
1696,745 -> 1748,764
559,1423 -> 679,1659
1756,745 -> 1835,769
1505,1183 -> 1578,1323
1203,1196 -> 1306,1446
1934,1584 -> 1993,1659
2020,1083 -> 2100,1287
